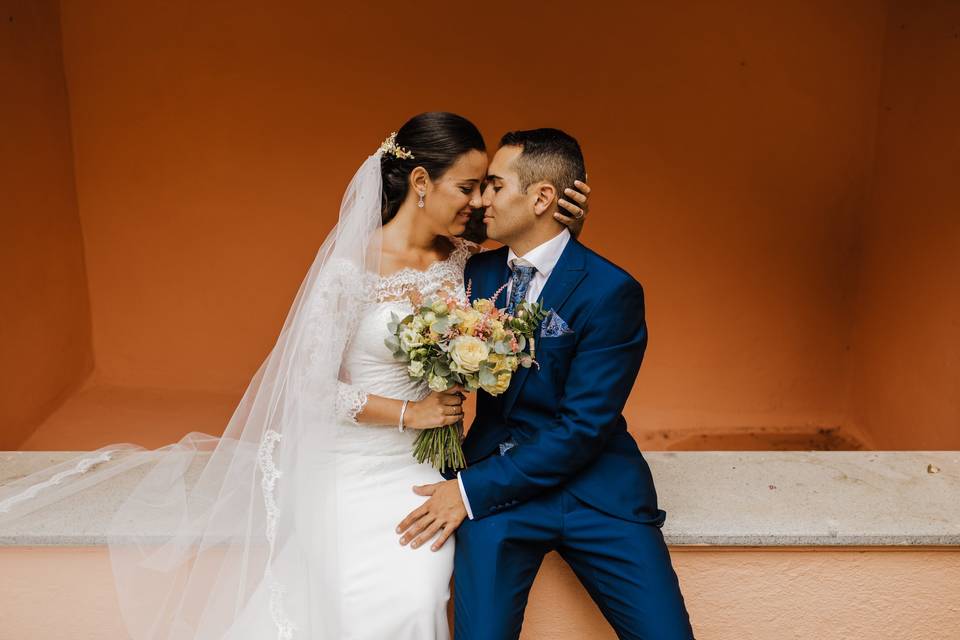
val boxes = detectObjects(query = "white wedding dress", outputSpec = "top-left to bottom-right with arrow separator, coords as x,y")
326,236 -> 477,639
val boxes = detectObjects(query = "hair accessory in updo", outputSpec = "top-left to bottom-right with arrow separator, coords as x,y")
378,132 -> 415,160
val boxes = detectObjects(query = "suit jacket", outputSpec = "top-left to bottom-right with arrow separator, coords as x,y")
457,237 -> 665,525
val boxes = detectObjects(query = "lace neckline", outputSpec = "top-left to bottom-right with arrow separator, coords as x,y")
371,238 -> 469,283
366,237 -> 474,303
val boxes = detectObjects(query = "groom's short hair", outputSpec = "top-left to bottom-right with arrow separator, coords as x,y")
499,128 -> 586,197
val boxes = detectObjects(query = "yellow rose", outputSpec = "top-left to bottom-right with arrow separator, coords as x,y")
473,298 -> 494,314
450,335 -> 490,373
489,320 -> 508,342
483,371 -> 512,395
455,308 -> 483,333
501,355 -> 519,372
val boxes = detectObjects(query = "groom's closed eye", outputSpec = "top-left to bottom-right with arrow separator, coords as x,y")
486,175 -> 504,191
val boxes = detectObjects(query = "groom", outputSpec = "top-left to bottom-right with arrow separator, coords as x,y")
397,128 -> 694,639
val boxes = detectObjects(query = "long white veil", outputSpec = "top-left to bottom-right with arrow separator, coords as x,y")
0,149 -> 386,639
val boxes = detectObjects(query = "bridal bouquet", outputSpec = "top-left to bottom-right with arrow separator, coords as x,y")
386,283 -> 546,472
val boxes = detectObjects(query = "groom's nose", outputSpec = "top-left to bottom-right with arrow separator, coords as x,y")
481,183 -> 494,208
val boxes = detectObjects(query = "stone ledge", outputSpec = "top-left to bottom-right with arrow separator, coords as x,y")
1,450 -> 958,546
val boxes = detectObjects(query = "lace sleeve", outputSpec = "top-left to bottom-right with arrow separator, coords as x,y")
335,381 -> 368,424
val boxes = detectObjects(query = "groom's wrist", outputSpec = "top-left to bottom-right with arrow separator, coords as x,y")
456,472 -> 475,520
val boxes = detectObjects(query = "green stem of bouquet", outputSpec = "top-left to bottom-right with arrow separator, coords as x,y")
412,420 -> 466,474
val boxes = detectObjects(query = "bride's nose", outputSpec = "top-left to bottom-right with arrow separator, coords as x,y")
468,187 -> 483,210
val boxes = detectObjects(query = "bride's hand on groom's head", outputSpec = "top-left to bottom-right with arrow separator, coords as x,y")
556,179 -> 591,238
404,388 -> 465,430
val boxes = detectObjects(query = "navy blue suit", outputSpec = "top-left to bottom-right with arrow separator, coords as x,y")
452,238 -> 694,639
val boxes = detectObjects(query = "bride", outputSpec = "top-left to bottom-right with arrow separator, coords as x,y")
0,111 -> 588,639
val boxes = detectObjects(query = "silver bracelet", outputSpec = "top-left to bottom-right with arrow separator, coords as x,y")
398,399 -> 409,432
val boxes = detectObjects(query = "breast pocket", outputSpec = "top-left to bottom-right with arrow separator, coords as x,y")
535,333 -> 577,390
537,332 -> 577,350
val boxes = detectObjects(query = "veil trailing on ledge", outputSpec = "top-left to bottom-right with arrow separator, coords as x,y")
0,150 -> 387,639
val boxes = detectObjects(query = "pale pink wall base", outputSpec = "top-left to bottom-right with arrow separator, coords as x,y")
3,546 -> 958,639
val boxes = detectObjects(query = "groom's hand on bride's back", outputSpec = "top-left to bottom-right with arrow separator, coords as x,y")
396,479 -> 466,552
555,179 -> 591,238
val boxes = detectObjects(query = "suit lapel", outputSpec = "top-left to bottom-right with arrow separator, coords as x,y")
469,247 -> 510,303
502,239 -> 587,417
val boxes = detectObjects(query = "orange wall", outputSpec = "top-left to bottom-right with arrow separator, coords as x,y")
851,0 -> 960,449
56,1 -> 889,437
0,0 -> 92,449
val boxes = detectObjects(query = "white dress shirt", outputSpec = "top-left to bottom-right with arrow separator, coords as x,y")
457,228 -> 572,519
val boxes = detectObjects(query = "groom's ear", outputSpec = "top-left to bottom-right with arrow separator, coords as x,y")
531,181 -> 558,217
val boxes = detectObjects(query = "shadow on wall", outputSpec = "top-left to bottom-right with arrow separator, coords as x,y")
638,426 -> 870,452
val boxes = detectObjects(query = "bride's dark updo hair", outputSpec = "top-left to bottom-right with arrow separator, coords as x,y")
380,112 -> 486,225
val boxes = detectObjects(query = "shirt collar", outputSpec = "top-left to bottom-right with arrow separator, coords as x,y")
506,227 -> 571,278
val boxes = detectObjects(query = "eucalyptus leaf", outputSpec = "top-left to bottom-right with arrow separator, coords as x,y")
479,366 -> 497,386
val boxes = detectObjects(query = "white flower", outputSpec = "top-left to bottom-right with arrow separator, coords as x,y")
408,361 -> 425,378
450,335 -> 490,374
428,373 -> 449,392
399,327 -> 423,351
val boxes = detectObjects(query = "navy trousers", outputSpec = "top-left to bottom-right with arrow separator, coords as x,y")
453,487 -> 694,640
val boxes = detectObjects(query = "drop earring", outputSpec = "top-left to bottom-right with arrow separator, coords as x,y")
417,191 -> 425,208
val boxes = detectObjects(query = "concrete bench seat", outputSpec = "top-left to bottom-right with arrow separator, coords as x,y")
2,450 -> 958,546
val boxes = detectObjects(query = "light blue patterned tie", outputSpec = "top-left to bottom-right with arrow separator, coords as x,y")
506,260 -> 537,316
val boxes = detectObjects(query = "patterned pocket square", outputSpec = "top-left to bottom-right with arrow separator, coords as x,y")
541,309 -> 574,338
